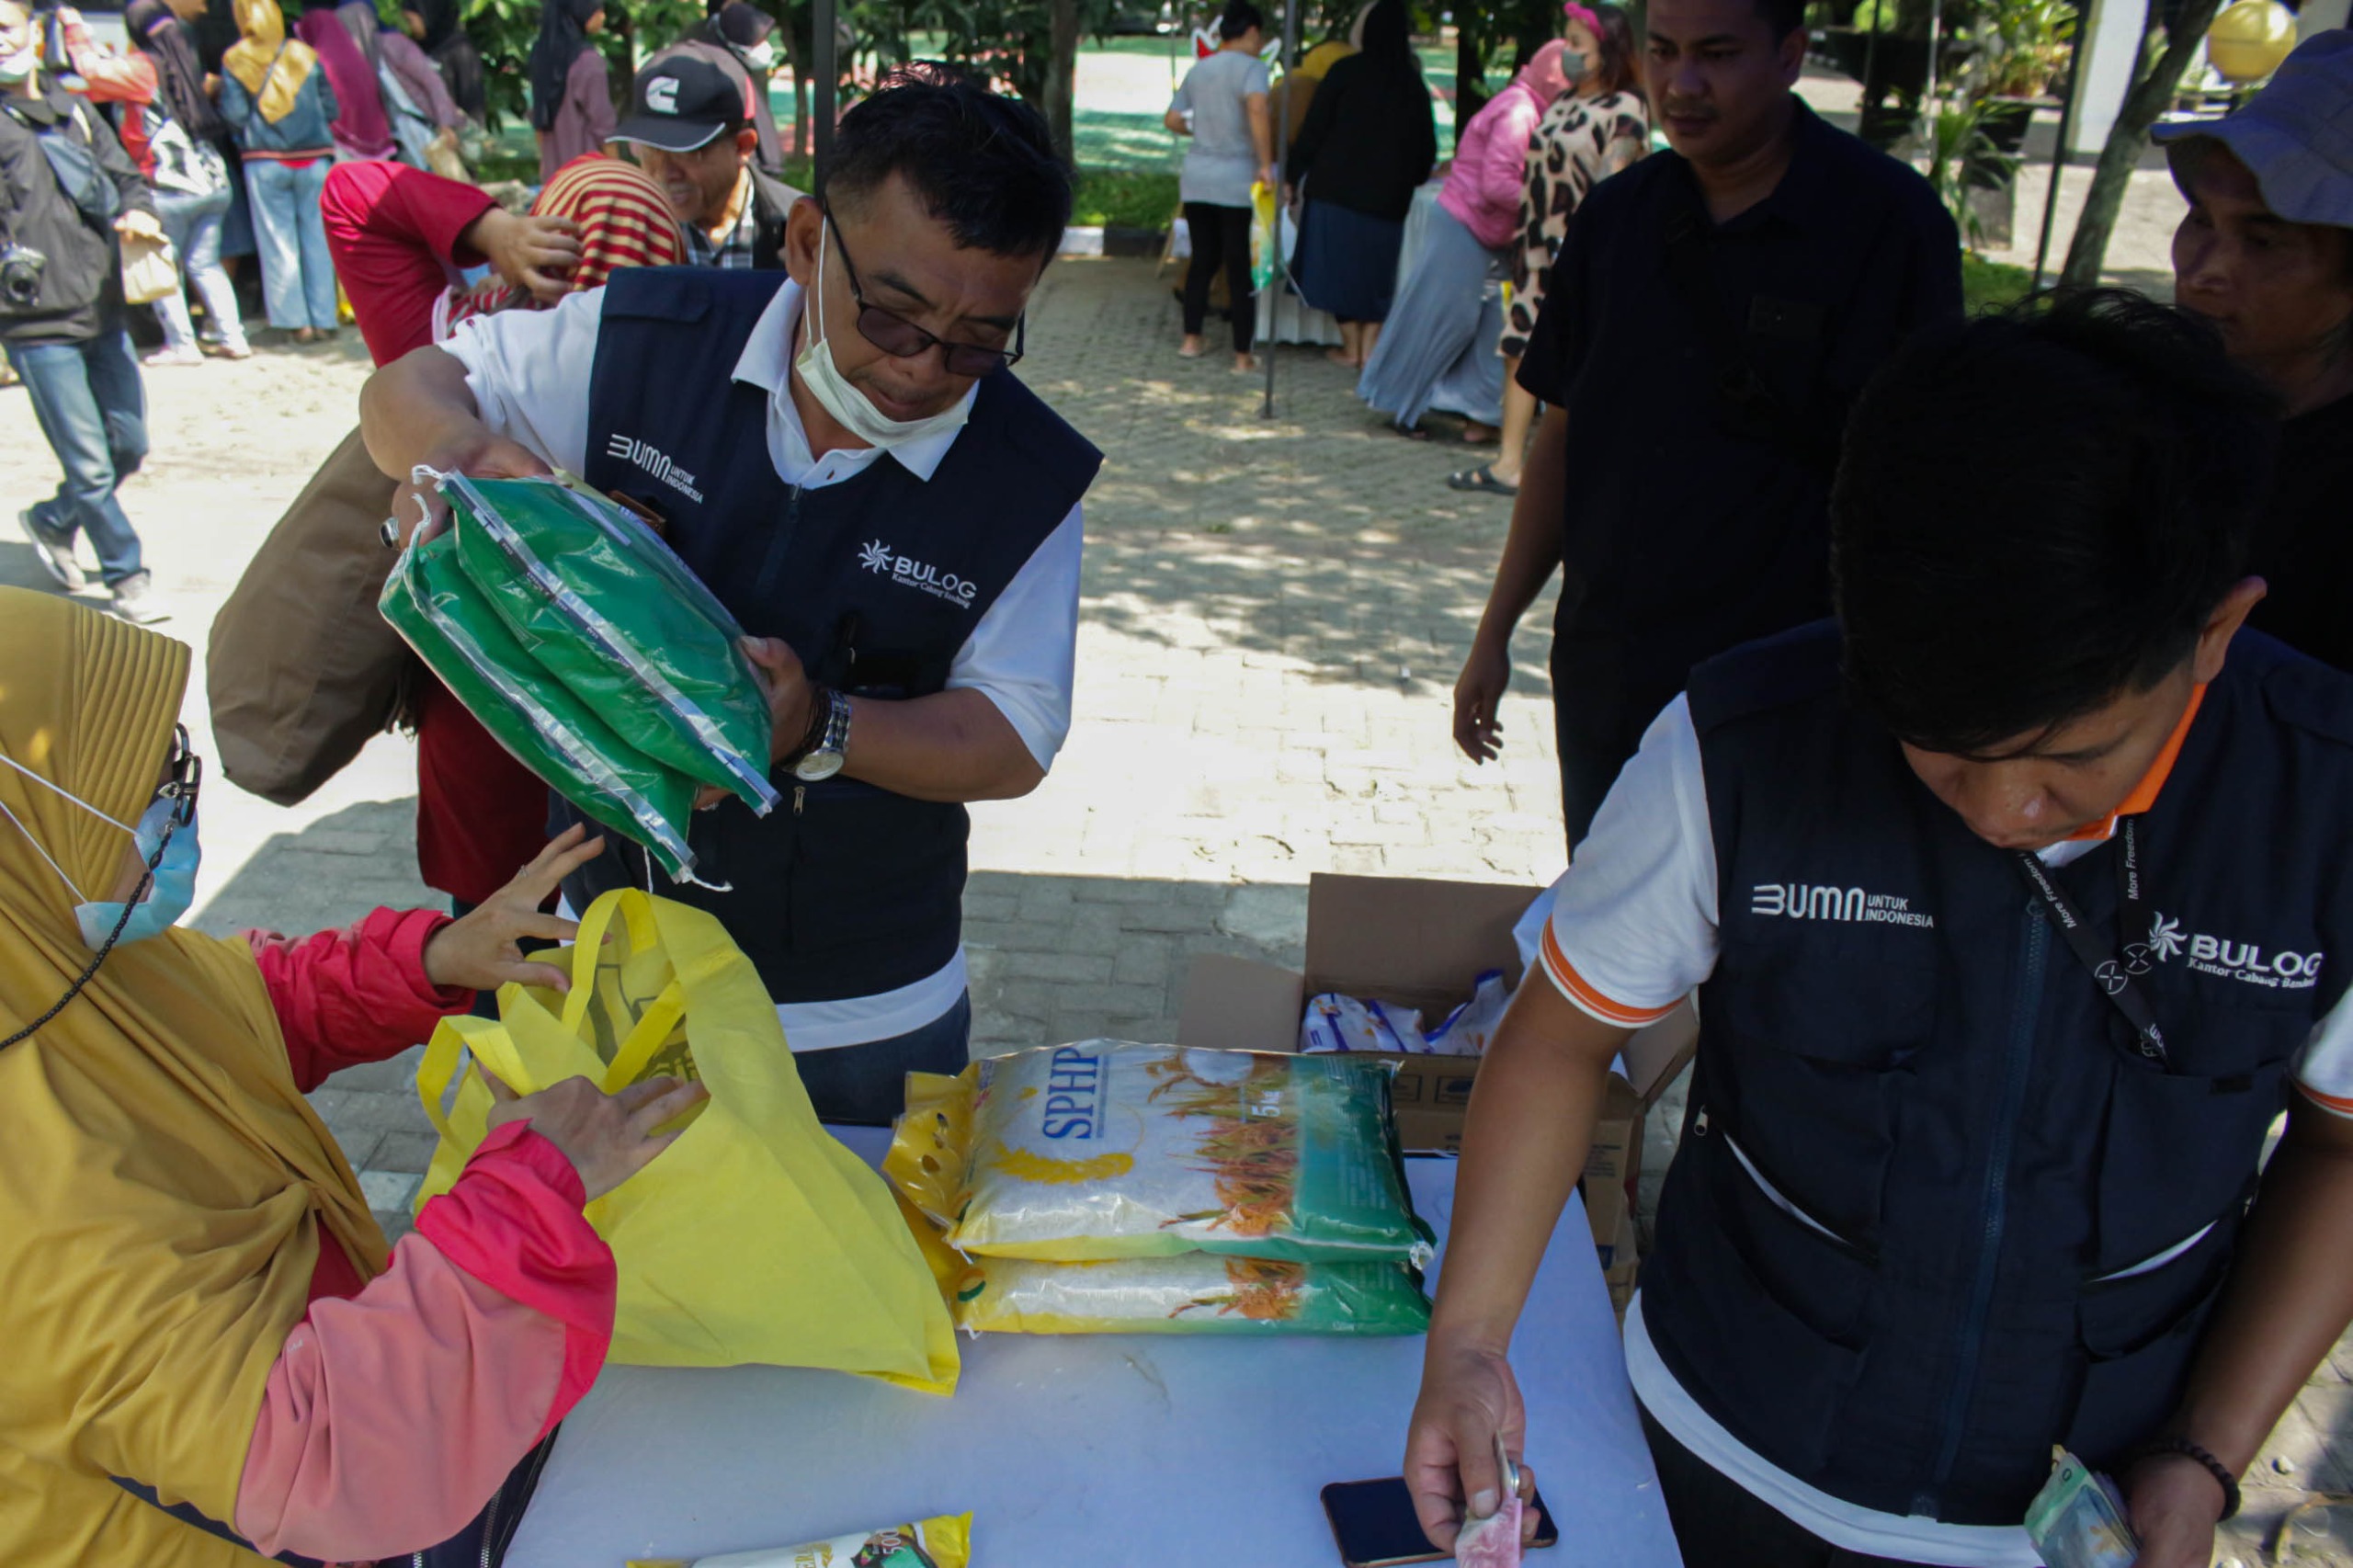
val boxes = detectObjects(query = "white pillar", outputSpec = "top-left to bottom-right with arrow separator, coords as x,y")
2067,0 -> 2154,154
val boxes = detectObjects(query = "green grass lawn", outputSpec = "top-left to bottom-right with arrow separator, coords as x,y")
1962,254 -> 2037,314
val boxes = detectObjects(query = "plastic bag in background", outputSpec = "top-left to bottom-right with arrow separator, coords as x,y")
1250,179 -> 1279,290
957,1254 -> 1430,1335
441,473 -> 779,812
380,525 -> 701,880
888,1042 -> 1434,1266
1301,992 -> 1424,1055
628,1514 -> 971,1568
1424,970 -> 1512,1057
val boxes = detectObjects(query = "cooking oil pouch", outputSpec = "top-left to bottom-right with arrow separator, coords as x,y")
628,1513 -> 970,1568
381,525 -> 699,880
957,1253 -> 1430,1335
439,472 -> 779,813
887,1042 -> 1434,1266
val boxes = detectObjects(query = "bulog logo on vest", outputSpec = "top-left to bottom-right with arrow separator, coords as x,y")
1749,883 -> 1936,927
604,434 -> 705,504
859,537 -> 980,608
2146,911 -> 2323,991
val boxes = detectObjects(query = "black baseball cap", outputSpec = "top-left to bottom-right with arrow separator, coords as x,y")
612,54 -> 743,153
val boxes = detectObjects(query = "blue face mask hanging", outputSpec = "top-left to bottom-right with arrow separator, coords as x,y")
71,793 -> 200,949
0,750 -> 201,951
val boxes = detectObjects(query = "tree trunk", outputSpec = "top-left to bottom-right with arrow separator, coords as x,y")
787,1 -> 811,163
1042,0 -> 1079,166
1453,26 -> 1485,140
2058,0 -> 2222,286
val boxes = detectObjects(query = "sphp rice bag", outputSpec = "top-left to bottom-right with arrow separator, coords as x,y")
888,1042 -> 1434,1265
381,526 -> 700,879
958,1253 -> 1430,1335
628,1513 -> 970,1568
441,473 -> 779,812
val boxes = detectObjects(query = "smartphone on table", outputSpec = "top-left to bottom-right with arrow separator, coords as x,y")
1321,1477 -> 1557,1568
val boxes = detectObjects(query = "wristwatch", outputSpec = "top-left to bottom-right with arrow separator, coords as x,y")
790,687 -> 852,782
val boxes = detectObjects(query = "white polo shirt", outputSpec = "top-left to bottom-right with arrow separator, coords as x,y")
442,277 -> 1085,1051
1540,694 -> 2353,1567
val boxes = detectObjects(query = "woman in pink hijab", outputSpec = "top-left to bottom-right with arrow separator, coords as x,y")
294,0 -> 394,160
1356,39 -> 1572,438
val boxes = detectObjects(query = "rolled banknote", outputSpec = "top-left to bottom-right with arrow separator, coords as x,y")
2024,1449 -> 2139,1568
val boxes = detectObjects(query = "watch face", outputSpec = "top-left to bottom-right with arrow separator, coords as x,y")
794,749 -> 845,782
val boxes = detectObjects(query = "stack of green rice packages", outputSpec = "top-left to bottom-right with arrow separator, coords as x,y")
381,472 -> 778,882
887,1042 -> 1436,1335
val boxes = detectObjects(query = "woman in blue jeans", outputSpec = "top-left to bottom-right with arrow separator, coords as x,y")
218,0 -> 339,340
123,0 -> 251,361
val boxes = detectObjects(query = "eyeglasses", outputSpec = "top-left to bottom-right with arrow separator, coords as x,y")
154,724 -> 200,832
821,204 -> 1026,378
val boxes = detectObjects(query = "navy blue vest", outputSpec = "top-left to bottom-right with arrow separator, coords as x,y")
1647,620 -> 2353,1525
568,267 -> 1100,1003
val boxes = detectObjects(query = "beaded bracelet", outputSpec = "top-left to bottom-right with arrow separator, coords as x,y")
2124,1437 -> 2243,1522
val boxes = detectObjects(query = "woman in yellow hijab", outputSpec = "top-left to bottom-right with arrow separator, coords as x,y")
0,587 -> 699,1567
222,0 -> 316,126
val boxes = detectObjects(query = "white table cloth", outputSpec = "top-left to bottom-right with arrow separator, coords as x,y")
506,1128 -> 1679,1567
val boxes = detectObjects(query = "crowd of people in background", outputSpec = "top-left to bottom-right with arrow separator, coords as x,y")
0,0 -> 800,631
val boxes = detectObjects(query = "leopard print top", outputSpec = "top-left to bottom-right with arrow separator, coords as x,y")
1500,89 -> 1652,360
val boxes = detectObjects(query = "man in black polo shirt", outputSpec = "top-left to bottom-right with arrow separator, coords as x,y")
1410,293 -> 2353,1568
1450,0 -> 1961,846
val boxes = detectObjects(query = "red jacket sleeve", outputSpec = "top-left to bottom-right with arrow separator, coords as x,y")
248,908 -> 476,1092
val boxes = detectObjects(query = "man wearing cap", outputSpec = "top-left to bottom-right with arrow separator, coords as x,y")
360,69 -> 1097,1124
2156,28 -> 2353,673
646,0 -> 788,175
612,53 -> 796,269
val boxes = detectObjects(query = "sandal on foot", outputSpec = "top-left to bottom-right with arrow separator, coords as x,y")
1447,465 -> 1518,495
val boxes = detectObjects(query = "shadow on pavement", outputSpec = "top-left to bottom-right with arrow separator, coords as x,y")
1025,257 -> 1557,706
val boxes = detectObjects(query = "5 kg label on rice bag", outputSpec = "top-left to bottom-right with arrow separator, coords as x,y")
889,1042 -> 1434,1266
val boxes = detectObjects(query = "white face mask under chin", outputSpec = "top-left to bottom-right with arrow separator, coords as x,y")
0,44 -> 38,84
790,219 -> 974,453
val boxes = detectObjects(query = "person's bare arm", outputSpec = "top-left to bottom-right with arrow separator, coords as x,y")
1245,90 -> 1274,183
1164,105 -> 1190,135
2123,1097 -> 2353,1568
358,346 -> 552,542
741,639 -> 1045,804
1404,976 -> 1633,1551
1453,405 -> 1567,761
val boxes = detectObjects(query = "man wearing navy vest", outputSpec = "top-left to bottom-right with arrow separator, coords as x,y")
359,69 -> 1098,1121
1405,292 -> 2353,1568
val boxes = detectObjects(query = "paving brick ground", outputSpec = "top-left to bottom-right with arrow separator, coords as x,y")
4,249 -> 2343,1561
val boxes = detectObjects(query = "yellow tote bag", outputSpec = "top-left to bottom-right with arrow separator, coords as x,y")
413,888 -> 960,1393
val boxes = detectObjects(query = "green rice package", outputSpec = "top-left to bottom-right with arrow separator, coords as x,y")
888,1042 -> 1434,1266
440,472 -> 779,813
381,525 -> 700,881
957,1254 -> 1430,1335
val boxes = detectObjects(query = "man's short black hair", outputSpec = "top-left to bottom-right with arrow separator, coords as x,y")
1833,289 -> 2279,755
1219,3 -> 1264,40
1753,0 -> 1807,40
824,64 -> 1072,260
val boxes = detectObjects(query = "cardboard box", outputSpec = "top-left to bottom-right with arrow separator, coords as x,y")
1176,873 -> 1697,1159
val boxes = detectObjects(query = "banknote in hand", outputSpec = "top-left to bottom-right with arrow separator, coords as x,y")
2024,1448 -> 2140,1568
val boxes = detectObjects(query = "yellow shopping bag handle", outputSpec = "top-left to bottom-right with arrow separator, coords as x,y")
415,1012 -> 543,1150
559,888 -> 663,1038
601,981 -> 688,1092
